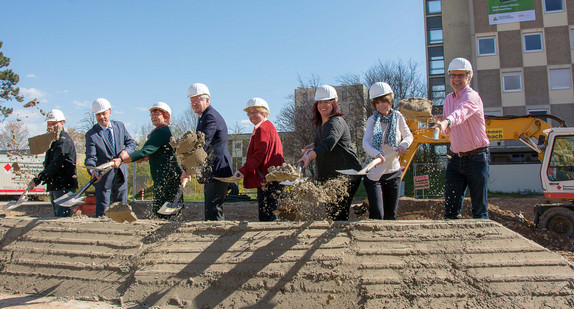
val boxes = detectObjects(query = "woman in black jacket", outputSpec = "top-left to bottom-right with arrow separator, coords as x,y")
297,85 -> 362,221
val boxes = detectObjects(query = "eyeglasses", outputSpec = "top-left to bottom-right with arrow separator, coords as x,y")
190,97 -> 206,104
150,113 -> 163,117
449,73 -> 468,79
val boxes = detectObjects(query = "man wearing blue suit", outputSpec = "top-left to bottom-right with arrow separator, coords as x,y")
187,83 -> 233,220
85,98 -> 137,217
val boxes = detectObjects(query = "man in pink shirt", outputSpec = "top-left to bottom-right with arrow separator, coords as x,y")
435,58 -> 490,219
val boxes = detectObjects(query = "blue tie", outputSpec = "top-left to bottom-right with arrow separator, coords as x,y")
106,127 -> 116,155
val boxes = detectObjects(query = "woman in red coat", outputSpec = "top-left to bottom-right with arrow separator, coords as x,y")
235,98 -> 285,221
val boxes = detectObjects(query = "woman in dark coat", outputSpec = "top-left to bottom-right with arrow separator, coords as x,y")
297,85 -> 362,221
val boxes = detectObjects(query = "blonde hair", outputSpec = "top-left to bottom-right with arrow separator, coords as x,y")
246,106 -> 270,117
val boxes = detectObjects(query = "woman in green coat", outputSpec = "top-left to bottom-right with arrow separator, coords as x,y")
112,102 -> 183,218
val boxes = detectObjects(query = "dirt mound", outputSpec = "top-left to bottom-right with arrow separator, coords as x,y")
1,197 -> 573,307
0,217 -> 572,308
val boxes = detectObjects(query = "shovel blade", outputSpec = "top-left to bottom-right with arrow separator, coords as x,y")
2,201 -> 19,211
54,192 -> 85,208
157,201 -> 182,216
280,176 -> 308,186
336,169 -> 362,176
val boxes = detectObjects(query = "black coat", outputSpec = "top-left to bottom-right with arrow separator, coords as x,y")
34,129 -> 78,191
196,105 -> 233,183
313,116 -> 361,181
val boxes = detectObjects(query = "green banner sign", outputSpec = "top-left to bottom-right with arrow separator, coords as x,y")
488,0 -> 535,24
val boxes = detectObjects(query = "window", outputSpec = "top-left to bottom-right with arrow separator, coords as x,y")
232,141 -> 243,157
528,109 -> 549,124
426,0 -> 441,14
549,68 -> 572,89
544,0 -> 564,13
477,37 -> 496,56
547,135 -> 574,182
428,46 -> 444,75
429,77 -> 446,105
502,72 -> 522,92
427,16 -> 443,44
523,33 -> 543,52
571,29 -> 574,49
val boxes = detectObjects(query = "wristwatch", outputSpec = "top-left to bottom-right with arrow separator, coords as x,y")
446,118 -> 451,128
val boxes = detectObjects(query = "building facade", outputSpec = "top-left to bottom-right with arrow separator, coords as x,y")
425,0 -> 574,127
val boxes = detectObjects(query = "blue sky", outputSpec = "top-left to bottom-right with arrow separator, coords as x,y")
1,0 -> 425,137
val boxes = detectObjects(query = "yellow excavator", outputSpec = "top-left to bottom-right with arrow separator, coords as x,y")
390,114 -> 574,237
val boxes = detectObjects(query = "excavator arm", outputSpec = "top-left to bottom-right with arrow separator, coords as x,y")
397,114 -> 567,181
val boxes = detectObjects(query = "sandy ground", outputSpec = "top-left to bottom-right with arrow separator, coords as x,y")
0,196 -> 573,308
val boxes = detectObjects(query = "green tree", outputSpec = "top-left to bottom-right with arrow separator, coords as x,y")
0,41 -> 39,122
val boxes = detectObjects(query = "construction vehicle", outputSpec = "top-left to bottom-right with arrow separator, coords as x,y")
394,114 -> 574,237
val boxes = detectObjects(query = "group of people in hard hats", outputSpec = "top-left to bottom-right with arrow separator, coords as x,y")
31,57 -> 489,221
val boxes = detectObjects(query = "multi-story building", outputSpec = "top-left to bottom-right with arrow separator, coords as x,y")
424,0 -> 574,192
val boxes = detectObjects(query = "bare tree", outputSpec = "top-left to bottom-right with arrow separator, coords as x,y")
65,127 -> 86,156
230,120 -> 248,135
276,75 -> 321,177
79,110 -> 96,132
0,121 -> 29,151
171,106 -> 199,138
339,58 -> 426,115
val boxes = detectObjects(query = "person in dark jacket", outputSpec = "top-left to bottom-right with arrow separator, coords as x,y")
29,109 -> 78,217
112,102 -> 182,218
185,83 -> 233,221
234,98 -> 285,221
297,85 -> 362,221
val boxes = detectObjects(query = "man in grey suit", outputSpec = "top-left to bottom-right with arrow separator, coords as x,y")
85,98 -> 137,217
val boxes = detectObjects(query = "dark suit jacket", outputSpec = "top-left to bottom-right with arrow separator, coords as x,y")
85,120 -> 137,190
34,129 -> 78,191
196,105 -> 233,183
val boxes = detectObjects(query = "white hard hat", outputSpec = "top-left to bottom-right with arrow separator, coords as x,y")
448,57 -> 473,74
46,109 -> 65,122
92,98 -> 112,114
314,85 -> 338,101
149,101 -> 171,116
243,97 -> 270,113
187,83 -> 211,98
369,82 -> 394,100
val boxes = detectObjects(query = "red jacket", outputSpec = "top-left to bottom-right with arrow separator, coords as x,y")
238,120 -> 285,188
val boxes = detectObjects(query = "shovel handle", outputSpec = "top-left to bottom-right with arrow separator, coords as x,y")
297,149 -> 310,172
79,167 -> 113,195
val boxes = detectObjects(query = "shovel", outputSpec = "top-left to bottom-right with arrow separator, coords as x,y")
337,152 -> 400,176
157,178 -> 189,216
54,167 -> 112,208
279,149 -> 310,186
2,182 -> 35,211
336,157 -> 383,176
213,175 -> 242,183
279,162 -> 307,186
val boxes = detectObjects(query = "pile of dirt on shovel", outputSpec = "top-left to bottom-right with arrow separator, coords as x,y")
265,163 -> 300,182
398,97 -> 434,123
170,130 -> 207,174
